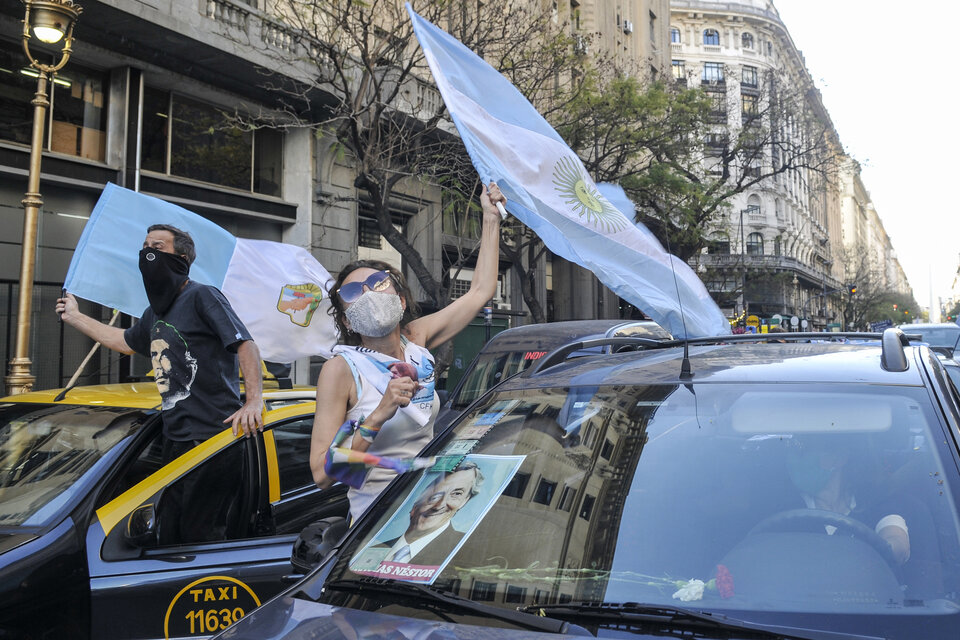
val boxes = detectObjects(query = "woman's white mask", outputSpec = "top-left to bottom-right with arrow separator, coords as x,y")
345,290 -> 404,338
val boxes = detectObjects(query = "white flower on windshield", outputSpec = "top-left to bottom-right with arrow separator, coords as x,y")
672,579 -> 706,602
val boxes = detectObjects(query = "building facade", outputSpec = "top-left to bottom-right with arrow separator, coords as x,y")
670,0 -> 911,330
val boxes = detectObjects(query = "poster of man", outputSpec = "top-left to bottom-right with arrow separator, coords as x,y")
349,453 -> 525,584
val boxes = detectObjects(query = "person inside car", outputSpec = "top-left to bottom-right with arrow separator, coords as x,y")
780,434 -> 943,595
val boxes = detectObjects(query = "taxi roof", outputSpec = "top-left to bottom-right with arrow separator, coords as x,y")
500,340 -> 926,390
1,380 -> 315,409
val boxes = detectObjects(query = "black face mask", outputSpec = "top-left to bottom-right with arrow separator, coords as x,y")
139,248 -> 190,315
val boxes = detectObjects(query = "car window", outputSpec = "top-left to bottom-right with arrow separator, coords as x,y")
105,428 -> 165,503
326,383 -> 960,625
452,351 -> 532,409
267,417 -> 350,535
154,439 -> 253,546
272,417 -> 315,495
0,403 -> 150,527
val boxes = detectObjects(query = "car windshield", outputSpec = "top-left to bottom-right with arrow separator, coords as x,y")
0,403 -> 150,527
323,382 -> 960,637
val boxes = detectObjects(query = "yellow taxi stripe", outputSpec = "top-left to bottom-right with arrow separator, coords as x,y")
262,430 -> 281,503
96,429 -> 239,536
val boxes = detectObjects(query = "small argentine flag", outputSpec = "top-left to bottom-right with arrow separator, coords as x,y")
64,183 -> 338,362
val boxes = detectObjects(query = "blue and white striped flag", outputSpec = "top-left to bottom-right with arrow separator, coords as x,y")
407,6 -> 729,338
64,183 -> 338,362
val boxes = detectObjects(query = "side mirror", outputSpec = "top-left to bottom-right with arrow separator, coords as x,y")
125,503 -> 158,547
290,516 -> 349,574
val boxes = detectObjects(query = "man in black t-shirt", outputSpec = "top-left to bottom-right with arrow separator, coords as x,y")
57,224 -> 263,541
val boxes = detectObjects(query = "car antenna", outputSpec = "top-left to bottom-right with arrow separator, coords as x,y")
664,233 -> 693,380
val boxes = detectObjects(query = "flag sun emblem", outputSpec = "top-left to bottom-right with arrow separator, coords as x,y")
552,156 -> 628,233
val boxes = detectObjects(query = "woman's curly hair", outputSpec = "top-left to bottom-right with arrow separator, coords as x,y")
329,259 -> 420,345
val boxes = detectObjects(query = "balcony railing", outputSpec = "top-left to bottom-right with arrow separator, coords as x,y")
698,254 -> 842,290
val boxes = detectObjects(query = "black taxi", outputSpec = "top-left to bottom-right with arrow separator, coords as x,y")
0,380 -> 344,640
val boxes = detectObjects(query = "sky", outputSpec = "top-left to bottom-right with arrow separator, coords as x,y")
772,0 -> 960,317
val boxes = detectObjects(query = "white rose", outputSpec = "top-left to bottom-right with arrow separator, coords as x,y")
672,579 -> 706,602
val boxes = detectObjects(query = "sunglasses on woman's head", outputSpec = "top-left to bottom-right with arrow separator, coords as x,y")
338,270 -> 394,303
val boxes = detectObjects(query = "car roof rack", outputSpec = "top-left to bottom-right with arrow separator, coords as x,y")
880,327 -> 912,372
528,331 -> 923,377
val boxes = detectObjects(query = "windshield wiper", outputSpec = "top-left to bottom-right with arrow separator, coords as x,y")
323,578 -> 589,635
518,602 -> 884,640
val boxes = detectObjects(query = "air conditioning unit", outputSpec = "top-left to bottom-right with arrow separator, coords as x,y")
623,20 -> 633,34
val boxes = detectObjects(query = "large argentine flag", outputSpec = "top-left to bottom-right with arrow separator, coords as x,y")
64,183 -> 338,362
408,6 -> 729,338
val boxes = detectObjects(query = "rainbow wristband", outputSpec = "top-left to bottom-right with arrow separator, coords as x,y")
357,423 -> 381,443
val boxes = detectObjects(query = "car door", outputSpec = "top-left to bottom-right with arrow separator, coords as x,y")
85,407 -> 347,640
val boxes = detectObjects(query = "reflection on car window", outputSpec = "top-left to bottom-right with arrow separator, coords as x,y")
328,383 -> 960,618
0,404 -> 148,527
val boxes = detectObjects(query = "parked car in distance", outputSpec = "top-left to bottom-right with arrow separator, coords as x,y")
897,322 -> 960,358
0,378 -> 346,640
216,328 -> 960,640
434,319 -> 671,433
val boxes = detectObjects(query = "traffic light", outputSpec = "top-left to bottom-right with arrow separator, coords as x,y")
847,284 -> 858,295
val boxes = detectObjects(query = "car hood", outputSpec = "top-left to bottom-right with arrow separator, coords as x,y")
0,532 -> 39,556
222,596 -> 588,639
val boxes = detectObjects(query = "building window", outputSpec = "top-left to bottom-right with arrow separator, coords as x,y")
774,236 -> 782,256
708,239 -> 730,255
558,486 -> 576,511
703,29 -> 720,46
533,478 -> 557,505
0,41 -> 108,161
741,65 -> 758,88
503,472 -> 530,499
442,192 -> 482,239
746,232 -> 764,255
471,581 -> 497,601
706,132 -> 728,149
672,60 -> 685,80
741,93 -> 758,116
141,88 -> 283,197
671,27 -> 681,43
358,216 -> 382,249
579,494 -> 596,520
600,438 -> 614,459
702,62 -> 724,84
707,90 -> 726,123
741,32 -> 754,49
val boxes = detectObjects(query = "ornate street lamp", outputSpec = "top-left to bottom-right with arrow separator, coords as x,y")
4,0 -> 82,395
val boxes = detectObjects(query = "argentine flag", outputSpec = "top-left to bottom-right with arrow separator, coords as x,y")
408,6 -> 729,338
64,183 -> 338,362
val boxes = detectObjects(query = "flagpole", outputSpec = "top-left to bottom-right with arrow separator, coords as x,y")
496,202 -> 508,220
55,309 -> 119,401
